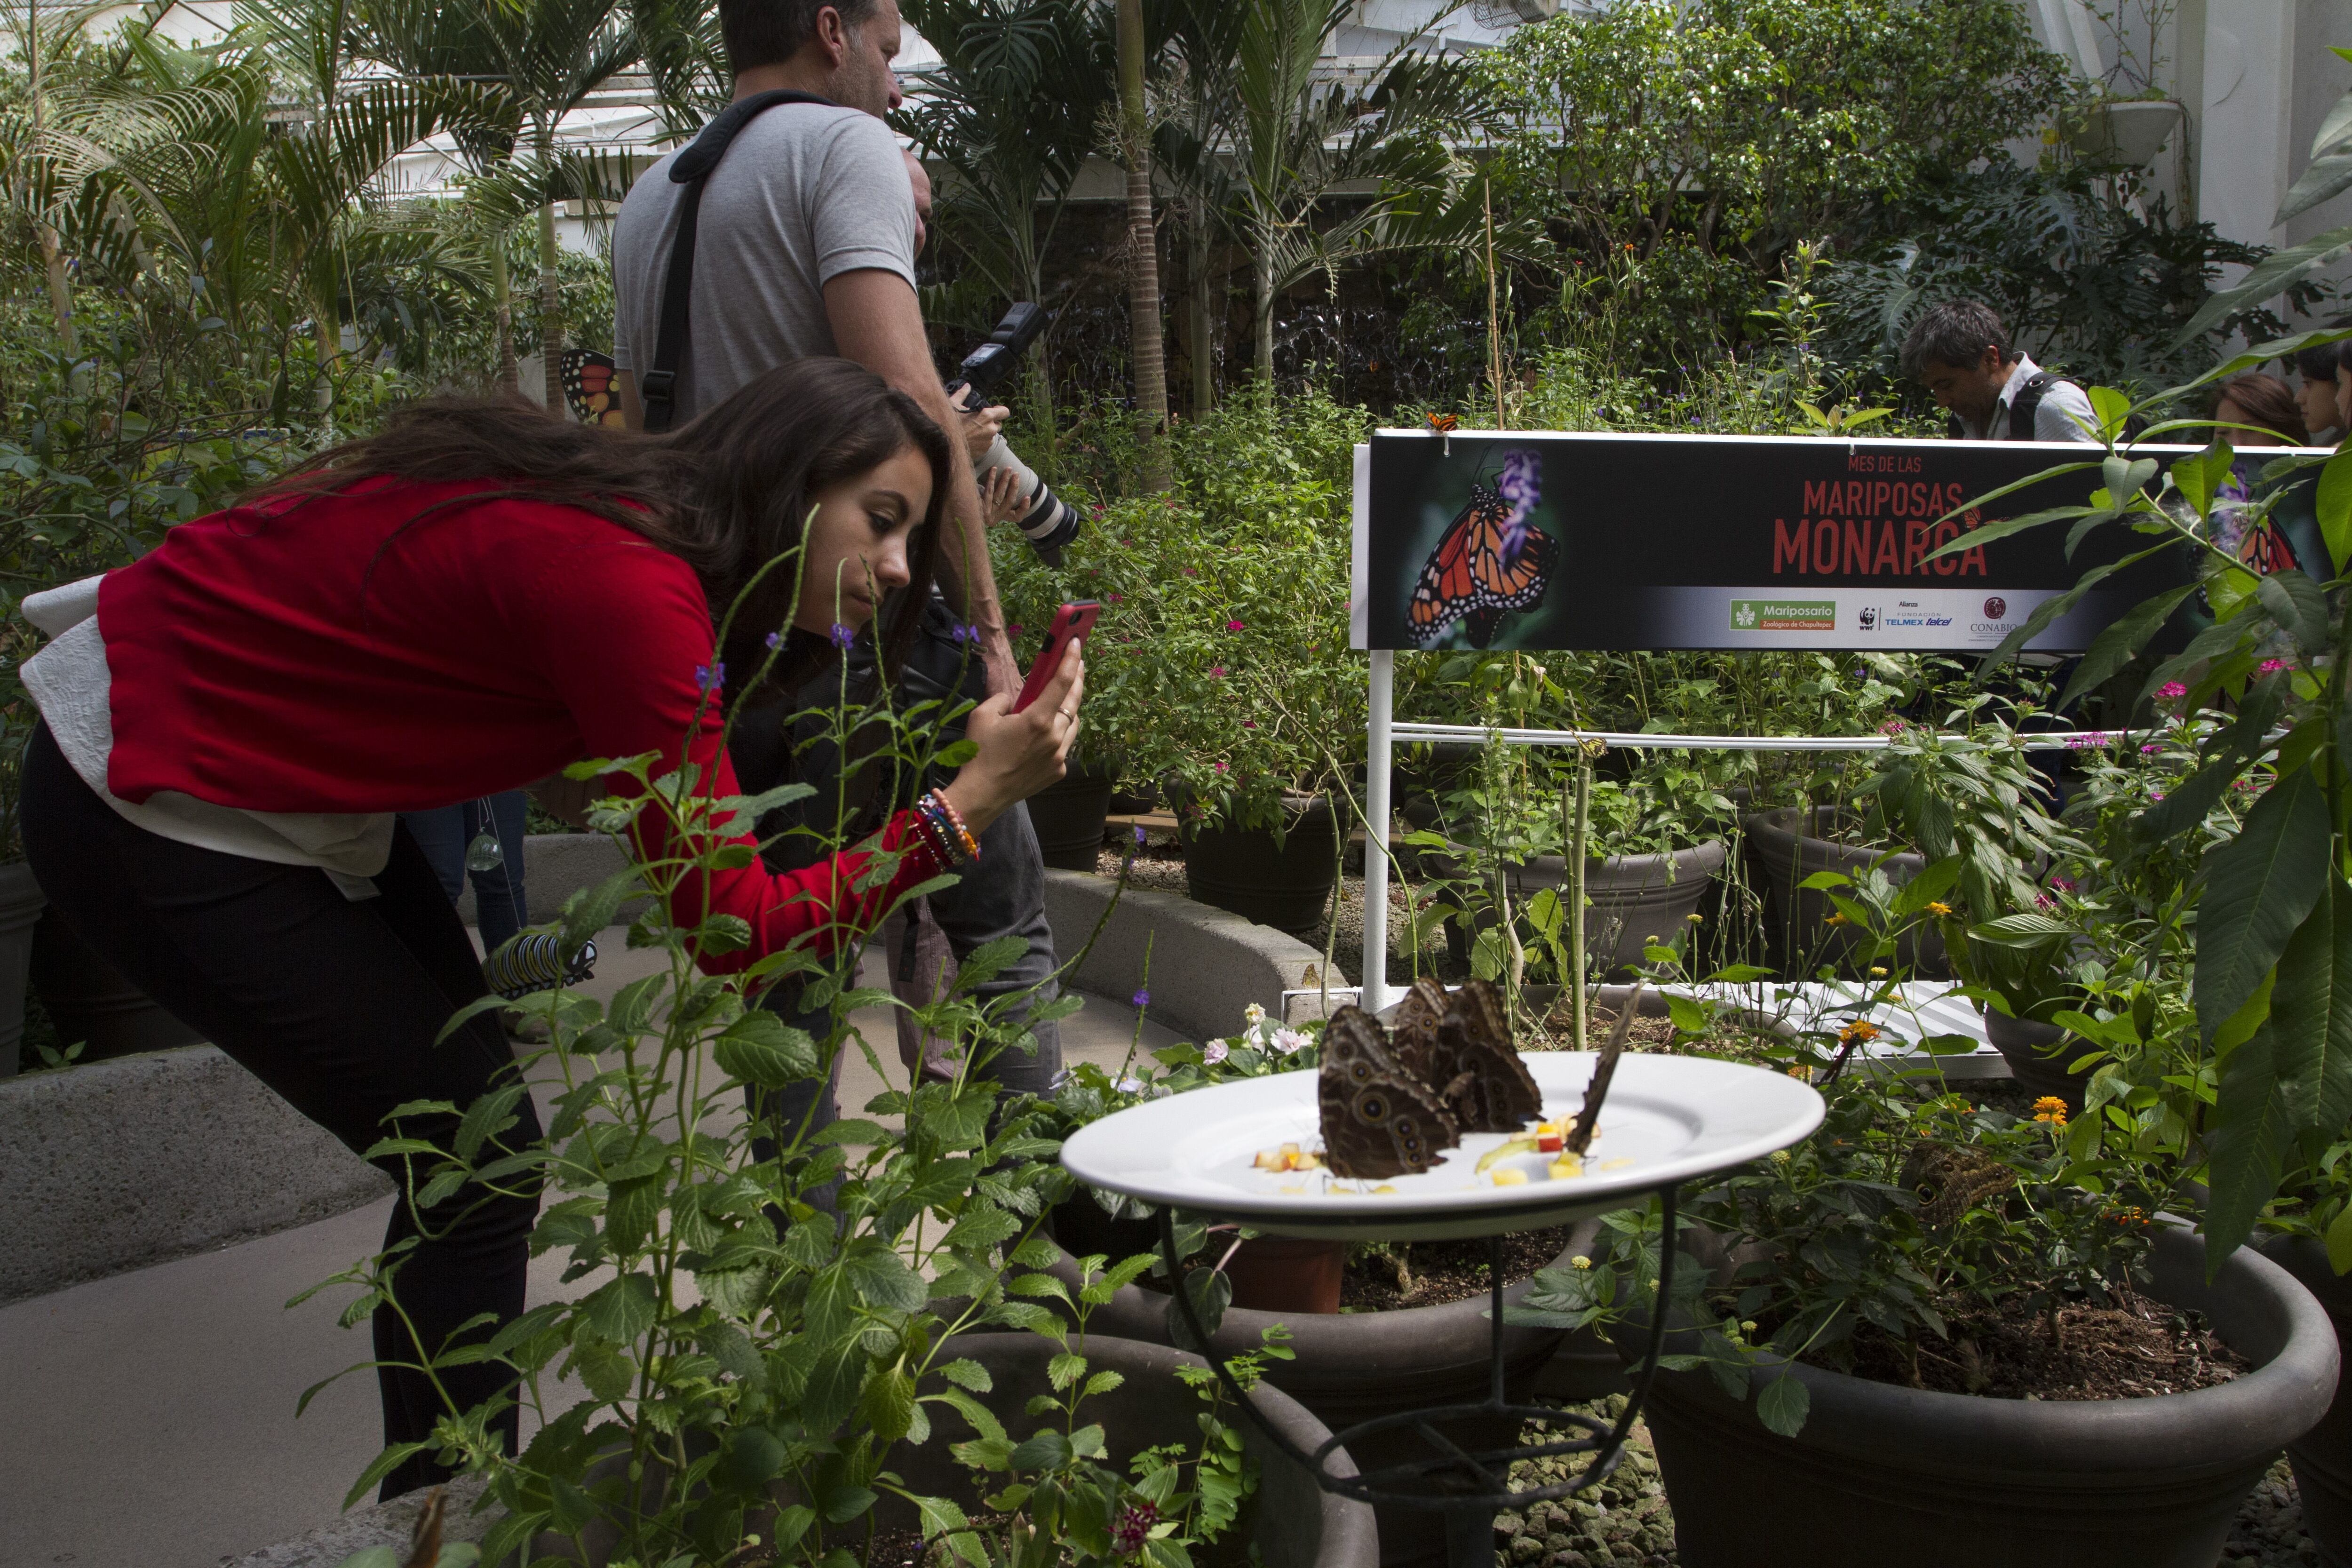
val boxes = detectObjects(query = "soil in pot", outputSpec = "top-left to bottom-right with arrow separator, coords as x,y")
1342,1225 -> 1572,1312
1838,1286 -> 2248,1399
1026,766 -> 1117,873
1180,796 -> 1342,939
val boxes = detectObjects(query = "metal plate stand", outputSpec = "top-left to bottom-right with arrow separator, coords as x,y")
1156,1186 -> 1681,1568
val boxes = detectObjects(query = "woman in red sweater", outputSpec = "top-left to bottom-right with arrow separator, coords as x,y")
16,358 -> 1081,1496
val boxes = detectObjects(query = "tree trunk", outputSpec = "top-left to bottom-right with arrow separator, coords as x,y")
1116,0 -> 1170,487
492,240 -> 519,395
1254,237 -> 1274,388
1189,218 -> 1213,415
36,221 -> 74,358
538,123 -> 564,412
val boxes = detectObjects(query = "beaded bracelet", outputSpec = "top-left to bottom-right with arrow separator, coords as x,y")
922,788 -> 981,862
910,792 -> 977,868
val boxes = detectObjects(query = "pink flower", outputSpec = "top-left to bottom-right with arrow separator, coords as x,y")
1182,566 -> 1200,577
1227,619 -> 1245,632
1243,721 -> 1257,729
1106,593 -> 1124,603
2157,681 -> 2188,700
2050,876 -> 2076,895
1202,1038 -> 1230,1065
2260,659 -> 2289,674
1210,666 -> 1227,678
1877,718 -> 1907,735
2036,892 -> 2056,911
2141,742 -> 2161,754
1215,761 -> 1229,773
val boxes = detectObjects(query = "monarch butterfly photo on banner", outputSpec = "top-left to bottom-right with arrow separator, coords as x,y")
561,348 -> 627,429
1405,446 -> 1558,649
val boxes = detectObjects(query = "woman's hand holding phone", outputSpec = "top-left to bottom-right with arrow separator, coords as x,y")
943,637 -> 1083,835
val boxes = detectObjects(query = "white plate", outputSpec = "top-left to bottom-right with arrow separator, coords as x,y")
1060,1052 -> 1826,1241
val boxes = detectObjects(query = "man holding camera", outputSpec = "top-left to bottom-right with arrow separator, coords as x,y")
609,0 -> 1065,1109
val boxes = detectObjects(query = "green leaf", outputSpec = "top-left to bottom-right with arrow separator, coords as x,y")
2265,876 -> 2352,1140
2196,768 -> 2332,1045
341,1441 -> 431,1512
1754,1371 -> 1810,1437
1008,1428 -> 1075,1472
860,1362 -> 918,1442
2089,389 -> 2136,444
2170,444 -> 2236,516
940,1357 -> 993,1393
579,1274 -> 660,1344
844,1243 -> 929,1314
713,1011 -> 820,1090
2058,584 -> 2199,710
2257,572 -> 2332,656
2326,1202 -> 2352,1276
2174,229 -> 2352,345
2206,1020 -> 2297,1270
2321,451 -> 2352,574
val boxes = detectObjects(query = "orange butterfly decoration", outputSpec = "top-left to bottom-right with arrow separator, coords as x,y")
562,349 -> 628,429
1407,449 -> 1556,649
1425,411 -> 1460,434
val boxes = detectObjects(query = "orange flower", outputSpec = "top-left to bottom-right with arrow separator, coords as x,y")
2032,1095 -> 2069,1127
1837,1019 -> 1881,1047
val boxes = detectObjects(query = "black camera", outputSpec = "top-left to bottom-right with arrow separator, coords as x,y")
947,303 -> 1083,564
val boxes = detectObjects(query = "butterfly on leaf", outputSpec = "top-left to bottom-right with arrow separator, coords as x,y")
561,348 -> 627,429
1407,447 -> 1557,649
1425,411 -> 1460,434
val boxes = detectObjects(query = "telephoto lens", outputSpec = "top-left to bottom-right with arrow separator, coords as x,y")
977,434 -> 1083,563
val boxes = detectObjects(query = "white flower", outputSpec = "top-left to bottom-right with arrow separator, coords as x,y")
1116,1075 -> 1145,1095
1271,1027 -> 1311,1056
1202,1038 -> 1231,1065
1243,1002 -> 1267,1027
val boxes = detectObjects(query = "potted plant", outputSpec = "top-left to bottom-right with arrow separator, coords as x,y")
1411,740 -> 1736,982
1512,1040 -> 2338,1568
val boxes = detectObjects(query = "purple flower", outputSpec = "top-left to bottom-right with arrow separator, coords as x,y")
1131,988 -> 1150,1010
695,661 -> 723,694
829,623 -> 854,649
1112,1501 -> 1159,1557
764,631 -> 783,651
951,621 -> 978,644
1495,449 -> 1541,561
1134,824 -> 1146,846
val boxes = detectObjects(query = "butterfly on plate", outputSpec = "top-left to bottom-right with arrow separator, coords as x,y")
1319,1005 -> 1459,1179
1565,982 -> 1644,1157
1407,447 -> 1557,649
1900,1142 -> 2017,1226
561,348 -> 628,429
1425,411 -> 1460,434
1426,977 -> 1543,1133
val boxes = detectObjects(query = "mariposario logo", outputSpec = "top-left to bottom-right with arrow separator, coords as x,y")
1733,602 -> 1759,629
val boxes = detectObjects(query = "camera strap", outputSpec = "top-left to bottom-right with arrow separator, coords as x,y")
639,88 -> 838,433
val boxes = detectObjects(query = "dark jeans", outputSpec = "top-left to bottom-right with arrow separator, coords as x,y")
22,727 -> 540,1499
400,791 -> 531,953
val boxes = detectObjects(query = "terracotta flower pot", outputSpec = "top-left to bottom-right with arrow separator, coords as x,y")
1613,1224 -> 2337,1568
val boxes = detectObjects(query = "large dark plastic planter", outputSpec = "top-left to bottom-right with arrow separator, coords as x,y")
1025,765 -> 1116,872
887,1334 -> 1380,1568
1614,1225 -> 2337,1568
1430,840 -> 1728,976
2263,1235 -> 2352,1566
1180,795 -> 1341,939
1983,1008 -> 2101,1110
30,907 -> 203,1062
1742,806 -> 1950,979
0,862 -> 44,1075
1053,1237 -> 1573,1567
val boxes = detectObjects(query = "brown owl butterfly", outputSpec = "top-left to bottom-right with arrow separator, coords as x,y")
1565,983 -> 1645,1157
1318,1006 -> 1461,1179
1429,979 -> 1543,1133
1901,1142 -> 2016,1226
1389,976 -> 1449,1082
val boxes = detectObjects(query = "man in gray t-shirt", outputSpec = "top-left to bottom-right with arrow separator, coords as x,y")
611,103 -> 917,419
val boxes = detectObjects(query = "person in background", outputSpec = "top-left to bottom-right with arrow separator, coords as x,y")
1900,300 -> 2099,443
2213,372 -> 2310,447
400,793 -> 537,1034
2288,342 -> 2343,446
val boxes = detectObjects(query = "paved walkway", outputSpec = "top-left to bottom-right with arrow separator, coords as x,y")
0,933 -> 1177,1568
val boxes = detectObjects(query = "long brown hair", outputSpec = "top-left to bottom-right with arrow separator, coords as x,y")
251,358 -> 952,688
2215,373 -> 2310,445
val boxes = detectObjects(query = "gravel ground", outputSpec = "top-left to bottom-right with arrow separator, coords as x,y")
1495,1400 -> 2320,1566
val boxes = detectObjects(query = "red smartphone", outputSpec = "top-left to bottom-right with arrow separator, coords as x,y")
1013,600 -> 1101,713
